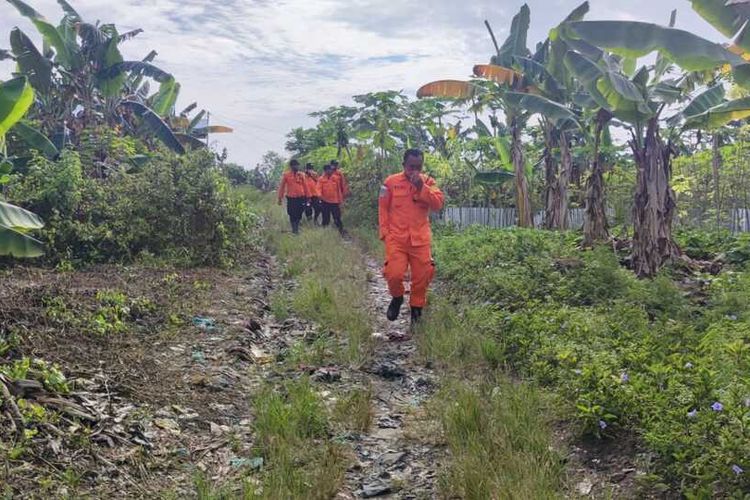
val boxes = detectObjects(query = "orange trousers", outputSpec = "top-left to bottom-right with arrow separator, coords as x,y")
383,239 -> 435,307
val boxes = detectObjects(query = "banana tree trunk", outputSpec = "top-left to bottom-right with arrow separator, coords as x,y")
543,125 -> 557,230
631,118 -> 680,278
712,133 -> 721,230
583,117 -> 610,247
511,118 -> 533,228
551,132 -> 571,230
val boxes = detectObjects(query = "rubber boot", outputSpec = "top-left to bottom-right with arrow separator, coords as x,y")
410,307 -> 422,327
386,296 -> 404,321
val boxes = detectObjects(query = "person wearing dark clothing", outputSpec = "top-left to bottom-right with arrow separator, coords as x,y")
317,164 -> 345,235
277,159 -> 310,234
304,163 -> 322,224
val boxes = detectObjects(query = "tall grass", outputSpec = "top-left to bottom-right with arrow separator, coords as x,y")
246,191 -> 374,366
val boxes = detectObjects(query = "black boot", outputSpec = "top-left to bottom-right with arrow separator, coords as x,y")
386,296 -> 404,321
410,307 -> 422,326
291,220 -> 300,234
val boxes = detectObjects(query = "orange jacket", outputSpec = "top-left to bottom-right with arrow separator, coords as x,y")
318,173 -> 343,204
333,170 -> 350,197
277,170 -> 309,201
378,172 -> 444,247
304,172 -> 320,197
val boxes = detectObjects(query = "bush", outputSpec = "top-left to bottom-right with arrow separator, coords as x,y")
9,148 -> 258,267
430,226 -> 750,496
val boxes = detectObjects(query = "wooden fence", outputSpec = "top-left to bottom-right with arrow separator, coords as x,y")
434,207 -> 750,233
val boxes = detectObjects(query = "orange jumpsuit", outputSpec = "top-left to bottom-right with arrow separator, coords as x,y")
305,172 -> 320,198
378,172 -> 444,307
333,170 -> 350,198
277,170 -> 309,202
318,174 -> 343,204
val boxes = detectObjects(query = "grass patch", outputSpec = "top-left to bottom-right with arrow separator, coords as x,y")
434,377 -> 564,499
245,192 -> 374,366
332,385 -> 374,433
250,378 -> 348,499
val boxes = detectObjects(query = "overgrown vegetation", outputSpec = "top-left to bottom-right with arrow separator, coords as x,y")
245,190 -> 374,366
8,147 -> 257,267
427,226 -> 750,496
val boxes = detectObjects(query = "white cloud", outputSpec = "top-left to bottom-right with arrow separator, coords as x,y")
0,0 -> 727,166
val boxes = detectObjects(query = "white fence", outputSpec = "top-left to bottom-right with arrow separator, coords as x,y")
731,209 -> 750,233
434,207 -> 592,230
435,207 -> 750,233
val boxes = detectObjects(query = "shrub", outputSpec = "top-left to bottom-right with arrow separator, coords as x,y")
9,148 -> 258,267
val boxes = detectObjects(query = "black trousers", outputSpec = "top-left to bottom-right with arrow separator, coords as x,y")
321,201 -> 344,233
305,197 -> 322,222
286,197 -> 306,233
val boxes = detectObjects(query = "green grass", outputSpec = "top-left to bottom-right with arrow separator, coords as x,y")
332,385 -> 374,433
249,192 -> 374,367
434,377 -> 564,499
414,299 -> 567,498
250,379 -> 348,499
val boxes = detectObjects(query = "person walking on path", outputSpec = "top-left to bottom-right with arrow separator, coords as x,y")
277,159 -> 310,234
331,160 -> 350,199
304,163 -> 322,224
378,149 -> 444,327
318,163 -> 346,235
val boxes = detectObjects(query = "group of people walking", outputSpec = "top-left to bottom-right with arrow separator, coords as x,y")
277,149 -> 444,330
277,159 -> 348,235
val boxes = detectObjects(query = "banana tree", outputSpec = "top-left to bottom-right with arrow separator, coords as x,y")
0,76 -> 44,257
562,18 -> 750,276
482,5 -> 534,227
519,1 -> 590,230
5,0 -> 185,154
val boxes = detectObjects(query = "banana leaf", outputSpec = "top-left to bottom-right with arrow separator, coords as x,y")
417,80 -> 477,99
6,0 -> 73,68
120,100 -> 185,154
0,199 -> 45,257
474,170 -> 515,186
99,61 -> 172,83
0,200 -> 43,230
472,64 -> 522,86
683,96 -> 750,130
0,225 -> 44,257
0,77 -> 34,136
690,0 -> 750,50
191,125 -> 234,138
175,133 -> 206,150
56,0 -> 81,21
188,110 -> 206,132
12,121 -> 59,157
10,28 -> 52,94
97,34 -> 124,97
474,118 -> 493,137
668,83 -> 725,126
504,91 -> 580,128
493,4 -> 530,67
150,78 -> 180,116
565,20 -> 743,72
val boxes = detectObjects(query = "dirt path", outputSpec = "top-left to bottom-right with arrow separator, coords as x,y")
337,255 -> 445,499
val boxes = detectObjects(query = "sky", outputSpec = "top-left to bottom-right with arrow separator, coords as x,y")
0,0 -> 727,167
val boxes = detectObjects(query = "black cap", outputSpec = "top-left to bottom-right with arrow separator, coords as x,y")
330,160 -> 339,166
305,163 -> 314,169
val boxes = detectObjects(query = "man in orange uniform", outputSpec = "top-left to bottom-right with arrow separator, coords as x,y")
303,163 -> 321,224
379,149 -> 444,326
317,163 -> 345,235
277,159 -> 310,234
331,160 -> 350,199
